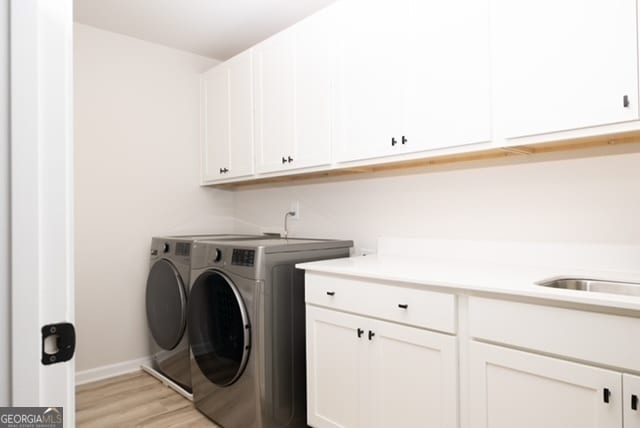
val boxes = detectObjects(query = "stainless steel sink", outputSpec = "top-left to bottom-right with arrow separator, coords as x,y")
536,277 -> 640,297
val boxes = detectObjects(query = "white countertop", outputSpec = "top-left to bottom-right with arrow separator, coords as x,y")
297,254 -> 640,313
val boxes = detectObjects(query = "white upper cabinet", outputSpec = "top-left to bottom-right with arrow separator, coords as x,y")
332,0 -> 491,163
331,0 -> 403,163
253,12 -> 332,174
400,0 -> 491,152
491,0 -> 639,139
201,51 -> 254,182
201,0 -> 640,185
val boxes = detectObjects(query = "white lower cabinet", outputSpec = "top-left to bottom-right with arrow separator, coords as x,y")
306,305 -> 457,428
469,341 -> 623,428
625,374 -> 640,428
306,307 -> 364,428
366,317 -> 457,428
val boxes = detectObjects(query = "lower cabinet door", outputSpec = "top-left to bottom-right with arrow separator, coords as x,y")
469,341 -> 622,428
306,306 -> 366,428
365,319 -> 457,428
624,374 -> 640,428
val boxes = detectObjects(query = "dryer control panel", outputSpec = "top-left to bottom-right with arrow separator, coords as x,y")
232,249 -> 255,267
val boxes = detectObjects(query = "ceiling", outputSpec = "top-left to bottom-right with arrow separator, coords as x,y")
74,0 -> 338,60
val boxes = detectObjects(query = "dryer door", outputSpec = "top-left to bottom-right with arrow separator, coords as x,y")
145,259 -> 187,350
188,270 -> 251,387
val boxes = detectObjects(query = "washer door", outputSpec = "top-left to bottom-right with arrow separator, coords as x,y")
188,270 -> 250,387
145,259 -> 187,350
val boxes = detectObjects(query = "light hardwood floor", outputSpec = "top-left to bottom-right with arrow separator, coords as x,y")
76,371 -> 217,427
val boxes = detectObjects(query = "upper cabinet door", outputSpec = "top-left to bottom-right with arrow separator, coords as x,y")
492,0 -> 639,139
332,0 -> 404,163
401,0 -> 491,152
254,32 -> 296,173
202,66 -> 230,182
226,52 -> 255,178
201,51 -> 254,183
292,11 -> 332,170
333,0 -> 491,163
254,13 -> 332,174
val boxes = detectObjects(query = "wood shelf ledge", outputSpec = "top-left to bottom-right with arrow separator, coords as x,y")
214,130 -> 640,189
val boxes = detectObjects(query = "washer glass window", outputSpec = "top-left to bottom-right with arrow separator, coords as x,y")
188,271 -> 250,386
145,259 -> 187,350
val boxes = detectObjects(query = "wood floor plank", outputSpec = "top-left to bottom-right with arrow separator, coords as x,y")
76,371 -> 217,427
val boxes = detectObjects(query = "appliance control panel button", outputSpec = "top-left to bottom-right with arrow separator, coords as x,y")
231,249 -> 255,267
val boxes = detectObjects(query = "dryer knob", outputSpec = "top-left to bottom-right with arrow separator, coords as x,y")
162,243 -> 170,253
214,248 -> 222,262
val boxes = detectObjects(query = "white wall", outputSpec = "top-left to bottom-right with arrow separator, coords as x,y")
234,144 -> 640,252
74,24 -> 233,373
0,0 -> 10,406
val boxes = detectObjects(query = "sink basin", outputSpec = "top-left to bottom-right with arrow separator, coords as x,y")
536,278 -> 640,297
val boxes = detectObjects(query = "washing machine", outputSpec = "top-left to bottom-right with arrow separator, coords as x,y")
145,234 -> 261,392
187,237 -> 352,427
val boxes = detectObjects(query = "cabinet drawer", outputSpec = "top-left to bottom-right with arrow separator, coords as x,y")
305,272 -> 456,334
469,297 -> 640,372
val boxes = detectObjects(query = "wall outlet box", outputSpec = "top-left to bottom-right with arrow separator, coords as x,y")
290,201 -> 300,220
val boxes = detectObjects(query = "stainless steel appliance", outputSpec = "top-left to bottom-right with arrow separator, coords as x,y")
188,237 -> 352,427
145,234 -> 260,392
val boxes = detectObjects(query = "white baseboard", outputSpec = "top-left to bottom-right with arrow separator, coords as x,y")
75,356 -> 152,386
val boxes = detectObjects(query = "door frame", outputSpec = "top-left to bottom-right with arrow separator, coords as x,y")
10,0 -> 75,423
0,0 -> 10,408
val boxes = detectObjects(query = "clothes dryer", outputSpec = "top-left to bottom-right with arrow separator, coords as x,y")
188,237 -> 352,427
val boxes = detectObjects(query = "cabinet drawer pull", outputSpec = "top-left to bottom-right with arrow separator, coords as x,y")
357,328 -> 364,338
398,304 -> 408,309
603,388 -> 611,403
632,394 -> 638,411
326,291 -> 335,296
368,330 -> 375,340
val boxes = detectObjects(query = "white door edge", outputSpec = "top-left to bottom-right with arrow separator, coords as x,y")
10,0 -> 75,424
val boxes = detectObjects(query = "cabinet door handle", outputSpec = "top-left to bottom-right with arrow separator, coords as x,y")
288,156 -> 293,163
402,136 -> 407,145
219,168 -> 224,174
391,137 -> 397,146
357,328 -> 364,338
603,388 -> 611,403
326,291 -> 335,296
368,330 -> 375,340
398,304 -> 408,309
632,394 -> 638,411
624,95 -> 630,108
282,156 -> 287,164
223,168 -> 229,173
